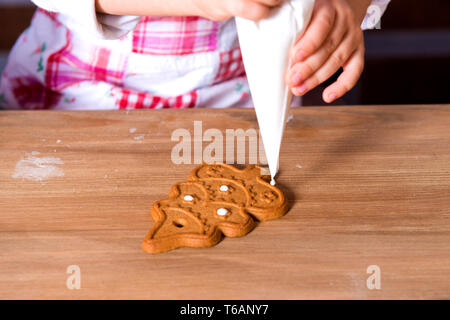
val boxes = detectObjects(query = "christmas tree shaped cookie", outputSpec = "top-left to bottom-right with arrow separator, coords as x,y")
142,163 -> 288,254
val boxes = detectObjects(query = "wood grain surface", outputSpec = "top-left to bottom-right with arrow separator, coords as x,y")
0,105 -> 449,299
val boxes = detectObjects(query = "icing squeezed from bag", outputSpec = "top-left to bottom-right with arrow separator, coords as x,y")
236,0 -> 314,184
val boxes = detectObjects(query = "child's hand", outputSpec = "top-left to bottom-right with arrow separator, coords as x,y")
286,0 -> 371,103
193,0 -> 282,21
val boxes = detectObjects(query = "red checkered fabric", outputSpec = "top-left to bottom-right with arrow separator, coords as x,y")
3,9 -> 249,110
46,30 -> 127,91
214,47 -> 246,84
132,16 -> 219,55
11,76 -> 62,110
113,88 -> 198,109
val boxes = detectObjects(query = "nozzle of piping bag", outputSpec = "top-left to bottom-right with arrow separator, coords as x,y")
236,0 -> 315,186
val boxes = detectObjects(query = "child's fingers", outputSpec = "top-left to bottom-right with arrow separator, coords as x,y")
286,17 -> 347,87
236,0 -> 282,21
290,1 -> 336,62
253,0 -> 283,7
322,44 -> 365,103
290,33 -> 361,97
229,0 -> 271,21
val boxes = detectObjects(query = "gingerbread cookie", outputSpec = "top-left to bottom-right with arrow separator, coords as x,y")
142,163 -> 288,254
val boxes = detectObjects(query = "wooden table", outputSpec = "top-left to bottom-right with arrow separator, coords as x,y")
0,105 -> 449,299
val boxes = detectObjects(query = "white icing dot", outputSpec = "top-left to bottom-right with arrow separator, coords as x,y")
183,195 -> 194,201
270,179 -> 276,186
219,185 -> 229,192
217,208 -> 228,216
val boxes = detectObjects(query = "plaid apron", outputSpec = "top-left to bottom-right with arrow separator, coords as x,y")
0,9 -> 250,110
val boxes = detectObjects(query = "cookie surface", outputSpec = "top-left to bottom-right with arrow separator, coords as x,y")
142,164 -> 288,254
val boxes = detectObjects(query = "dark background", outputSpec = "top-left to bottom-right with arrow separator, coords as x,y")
0,0 -> 449,106
306,0 -> 450,106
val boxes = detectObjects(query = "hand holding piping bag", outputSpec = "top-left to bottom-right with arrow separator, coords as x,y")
236,0 -> 315,185
286,0 -> 372,103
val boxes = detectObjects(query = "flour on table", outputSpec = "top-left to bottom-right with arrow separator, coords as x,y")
129,128 -> 137,134
12,151 -> 65,183
296,164 -> 303,169
134,134 -> 145,141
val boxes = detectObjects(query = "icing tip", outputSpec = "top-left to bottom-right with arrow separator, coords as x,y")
270,179 -> 276,186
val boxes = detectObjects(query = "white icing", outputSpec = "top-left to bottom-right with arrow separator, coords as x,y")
217,208 -> 229,216
270,179 -> 276,186
236,0 -> 314,182
219,185 -> 229,192
183,195 -> 194,201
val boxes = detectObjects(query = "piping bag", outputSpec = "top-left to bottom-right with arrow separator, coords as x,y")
236,0 -> 315,185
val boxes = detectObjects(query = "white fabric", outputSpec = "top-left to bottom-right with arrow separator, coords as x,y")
362,0 -> 391,30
